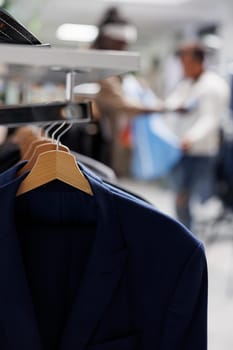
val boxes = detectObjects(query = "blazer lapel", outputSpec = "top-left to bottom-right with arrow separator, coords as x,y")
0,166 -> 43,350
61,176 -> 128,350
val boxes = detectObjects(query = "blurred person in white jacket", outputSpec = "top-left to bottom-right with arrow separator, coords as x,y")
165,43 -> 230,229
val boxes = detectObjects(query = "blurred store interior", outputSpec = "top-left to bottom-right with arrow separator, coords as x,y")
6,0 -> 233,88
1,0 -> 233,349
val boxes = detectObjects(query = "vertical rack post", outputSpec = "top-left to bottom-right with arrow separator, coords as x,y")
64,70 -> 92,123
66,71 -> 76,103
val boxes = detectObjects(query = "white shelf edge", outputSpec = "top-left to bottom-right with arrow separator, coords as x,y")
0,44 -> 140,73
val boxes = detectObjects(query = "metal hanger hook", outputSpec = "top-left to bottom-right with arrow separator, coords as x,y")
56,122 -> 73,150
44,122 -> 58,139
51,121 -> 67,143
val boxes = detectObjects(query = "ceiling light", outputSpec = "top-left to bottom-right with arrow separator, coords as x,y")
56,24 -> 99,42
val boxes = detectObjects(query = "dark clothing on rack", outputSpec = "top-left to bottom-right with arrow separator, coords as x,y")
0,140 -> 150,203
61,122 -> 111,167
0,140 -> 116,181
0,162 -> 207,350
73,152 -> 117,183
0,140 -> 20,173
16,181 -> 96,350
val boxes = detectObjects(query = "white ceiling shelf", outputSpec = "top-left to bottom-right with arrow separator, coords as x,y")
0,44 -> 140,83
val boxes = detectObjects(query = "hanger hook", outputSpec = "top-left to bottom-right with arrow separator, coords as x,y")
44,122 -> 58,139
38,123 -> 50,138
56,122 -> 73,151
51,121 -> 67,143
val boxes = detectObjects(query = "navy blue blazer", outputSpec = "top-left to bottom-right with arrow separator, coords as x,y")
0,162 -> 207,350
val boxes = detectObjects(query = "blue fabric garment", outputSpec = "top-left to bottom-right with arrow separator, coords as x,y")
121,75 -> 182,180
131,114 -> 182,180
0,162 -> 207,350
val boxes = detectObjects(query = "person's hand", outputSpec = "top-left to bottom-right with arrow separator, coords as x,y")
174,106 -> 189,114
181,138 -> 192,152
144,106 -> 165,114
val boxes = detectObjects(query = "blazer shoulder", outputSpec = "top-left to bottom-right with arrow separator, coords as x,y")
112,190 -> 203,261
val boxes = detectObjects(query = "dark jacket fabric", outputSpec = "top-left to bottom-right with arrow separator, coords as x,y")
0,141 -> 20,173
0,162 -> 207,350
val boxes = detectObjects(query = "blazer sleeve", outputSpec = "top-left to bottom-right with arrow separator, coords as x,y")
159,242 -> 208,350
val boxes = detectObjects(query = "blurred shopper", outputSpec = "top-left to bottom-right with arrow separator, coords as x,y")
0,126 -> 7,145
165,42 -> 230,229
91,7 -> 161,176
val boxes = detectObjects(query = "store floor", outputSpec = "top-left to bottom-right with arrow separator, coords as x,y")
118,177 -> 233,350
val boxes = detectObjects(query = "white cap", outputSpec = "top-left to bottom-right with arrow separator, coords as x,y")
101,23 -> 138,43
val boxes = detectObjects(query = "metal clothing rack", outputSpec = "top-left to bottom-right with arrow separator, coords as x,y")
0,101 -> 92,127
0,44 -> 140,126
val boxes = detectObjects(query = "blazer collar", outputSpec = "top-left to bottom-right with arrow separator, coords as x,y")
0,163 -> 128,350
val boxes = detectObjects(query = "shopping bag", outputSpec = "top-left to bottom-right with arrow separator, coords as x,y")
131,113 -> 182,180
121,74 -> 182,180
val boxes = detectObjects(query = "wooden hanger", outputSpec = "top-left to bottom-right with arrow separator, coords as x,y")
16,123 -> 93,196
22,138 -> 52,160
17,150 -> 93,196
11,127 -> 39,156
20,125 -> 51,159
18,123 -> 63,172
17,143 -> 70,176
21,134 -> 39,154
